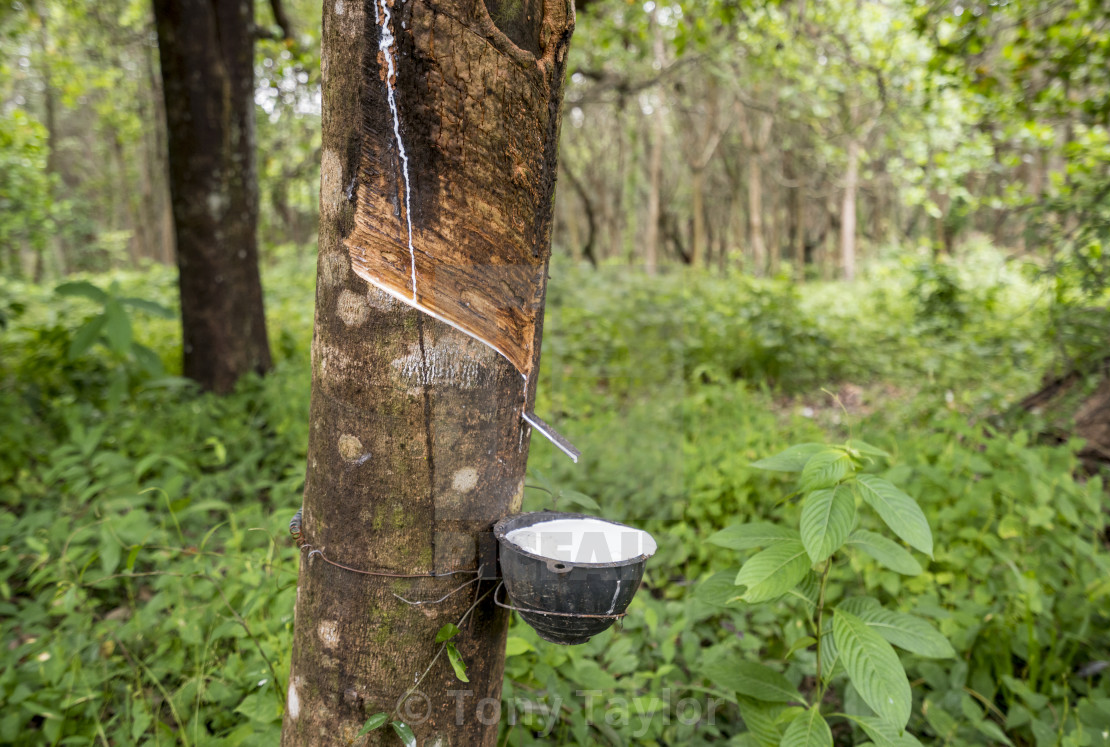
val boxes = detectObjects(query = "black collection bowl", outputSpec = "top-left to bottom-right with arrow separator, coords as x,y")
493,511 -> 657,645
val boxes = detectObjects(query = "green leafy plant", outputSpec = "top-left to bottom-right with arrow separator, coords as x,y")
55,279 -> 173,374
706,440 -> 955,745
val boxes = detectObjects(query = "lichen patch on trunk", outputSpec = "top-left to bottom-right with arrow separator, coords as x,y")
336,289 -> 369,326
287,679 -> 300,719
318,620 -> 340,648
321,149 -> 344,218
338,434 -> 365,462
452,466 -> 478,492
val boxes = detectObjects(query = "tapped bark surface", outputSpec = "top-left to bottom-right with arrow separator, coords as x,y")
282,1 -> 573,744
153,0 -> 272,393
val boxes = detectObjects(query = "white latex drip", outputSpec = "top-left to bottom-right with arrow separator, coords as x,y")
506,518 -> 657,564
606,580 -> 621,614
374,0 -> 417,301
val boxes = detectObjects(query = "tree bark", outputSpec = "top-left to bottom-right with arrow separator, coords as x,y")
840,137 -> 860,281
563,162 -> 598,267
153,0 -> 271,393
738,102 -> 771,277
609,105 -> 627,262
691,168 -> 706,267
643,5 -> 666,275
785,148 -> 805,283
281,1 -> 573,744
143,33 -> 176,265
34,6 -> 66,279
686,81 -> 724,268
1018,360 -> 1110,468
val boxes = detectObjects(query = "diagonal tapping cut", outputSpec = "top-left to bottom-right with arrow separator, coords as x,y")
350,0 -> 579,460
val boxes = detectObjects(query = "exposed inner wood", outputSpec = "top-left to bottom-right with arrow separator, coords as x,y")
345,0 -> 571,378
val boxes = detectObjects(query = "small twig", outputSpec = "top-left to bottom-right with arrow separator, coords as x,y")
304,547 -> 478,578
814,558 -> 833,699
963,685 -> 1007,721
110,633 -> 192,747
393,575 -> 481,606
390,584 -> 497,722
208,578 -> 286,706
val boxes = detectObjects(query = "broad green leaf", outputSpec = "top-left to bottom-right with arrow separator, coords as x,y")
119,296 -> 174,318
357,712 -> 388,736
125,545 -> 141,573
435,623 -> 460,643
833,609 -> 912,729
800,485 -> 856,563
67,315 -> 107,360
391,721 -> 417,747
800,451 -> 852,491
703,658 -> 804,703
854,475 -> 933,556
103,300 -> 132,355
784,636 -> 817,661
855,716 -> 924,746
973,718 -> 1014,746
505,637 -> 534,656
845,530 -> 922,576
838,598 -> 955,659
56,280 -> 108,303
780,707 -> 833,747
130,699 -> 153,741
921,698 -> 959,743
446,642 -> 468,683
751,443 -> 828,472
1000,675 -> 1048,711
846,440 -> 892,459
131,343 -> 164,375
734,541 -> 811,603
709,523 -> 800,551
738,697 -> 787,746
785,572 -> 821,610
559,490 -> 600,511
694,569 -> 744,608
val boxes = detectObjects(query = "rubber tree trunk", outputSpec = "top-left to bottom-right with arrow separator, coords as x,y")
281,0 -> 573,744
153,0 -> 271,393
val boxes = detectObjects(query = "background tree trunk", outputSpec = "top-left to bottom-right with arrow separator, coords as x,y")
281,0 -> 573,744
153,0 -> 271,393
840,137 -> 860,281
643,5 -> 666,275
785,149 -> 805,283
739,102 -> 771,277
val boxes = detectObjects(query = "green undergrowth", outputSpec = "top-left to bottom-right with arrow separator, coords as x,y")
1,248 -> 1107,745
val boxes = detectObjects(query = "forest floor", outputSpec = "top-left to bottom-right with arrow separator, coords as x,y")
1,245 -> 1108,745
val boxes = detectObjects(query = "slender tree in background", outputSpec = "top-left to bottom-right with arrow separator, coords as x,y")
282,0 -> 573,743
152,0 -> 271,393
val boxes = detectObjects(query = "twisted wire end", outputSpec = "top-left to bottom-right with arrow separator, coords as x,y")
289,507 -> 305,548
